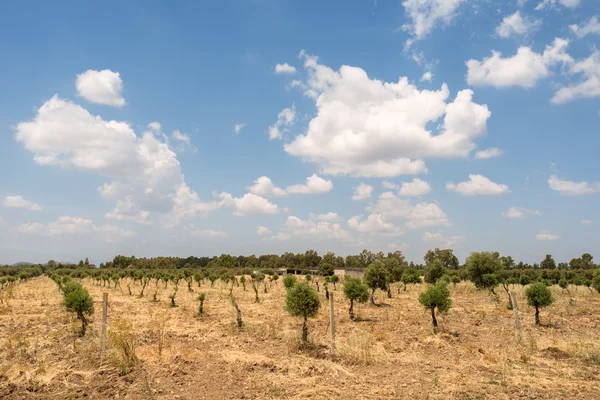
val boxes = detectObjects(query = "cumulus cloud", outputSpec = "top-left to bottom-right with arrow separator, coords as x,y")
14,95 -> 220,228
401,0 -> 466,44
347,213 -> 404,236
308,212 -> 343,222
76,69 -> 125,106
466,38 -> 572,88
422,231 -> 463,247
446,174 -> 509,195
351,182 -> 374,200
265,215 -> 352,242
218,192 -> 280,216
234,123 -> 246,134
496,11 -> 540,38
286,174 -> 333,194
17,216 -> 135,242
397,178 -> 431,196
570,16 -> 600,39
536,231 -> 559,241
256,225 -> 272,235
382,181 -> 400,190
284,51 -> 491,178
420,71 -> 433,82
191,229 -> 228,238
367,191 -> 450,229
274,63 -> 297,74
536,0 -> 580,10
248,176 -> 287,197
501,207 -> 541,218
268,104 -> 296,140
548,174 -> 600,195
3,195 -> 41,211
551,50 -> 600,104
474,147 -> 502,159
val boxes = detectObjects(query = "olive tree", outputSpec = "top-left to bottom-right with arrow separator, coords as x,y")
526,282 -> 553,325
283,274 -> 297,290
285,282 -> 321,342
424,259 -> 446,284
63,282 -> 94,336
418,282 -> 452,334
465,251 -> 502,290
196,293 -> 206,315
343,277 -> 369,320
400,268 -> 421,291
363,260 -> 389,304
329,275 -> 339,290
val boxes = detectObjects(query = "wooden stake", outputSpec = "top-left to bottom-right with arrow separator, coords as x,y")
329,293 -> 336,354
510,292 -> 522,345
100,292 -> 108,359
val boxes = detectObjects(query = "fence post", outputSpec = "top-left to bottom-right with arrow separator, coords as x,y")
329,293 -> 336,354
510,292 -> 522,345
100,292 -> 108,359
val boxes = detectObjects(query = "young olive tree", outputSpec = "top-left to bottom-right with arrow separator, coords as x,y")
363,260 -> 389,304
329,275 -> 339,290
285,282 -> 321,342
283,274 -> 297,290
526,282 -> 553,325
196,293 -> 206,316
240,275 -> 246,291
424,259 -> 446,284
418,282 -> 452,334
343,277 -> 369,320
400,268 -> 421,291
63,281 -> 94,336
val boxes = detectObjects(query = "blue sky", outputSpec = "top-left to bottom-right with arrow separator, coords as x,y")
0,0 -> 599,265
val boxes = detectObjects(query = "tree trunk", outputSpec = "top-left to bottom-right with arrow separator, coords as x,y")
403,282 -> 407,291
302,316 -> 308,342
387,285 -> 392,298
370,289 -> 375,304
78,312 -> 87,337
535,305 -> 540,325
431,308 -> 438,334
349,299 -> 354,320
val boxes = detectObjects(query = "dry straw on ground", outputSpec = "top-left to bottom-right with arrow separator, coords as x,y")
0,276 -> 599,399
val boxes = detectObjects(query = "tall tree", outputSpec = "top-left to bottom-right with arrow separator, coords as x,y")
424,248 -> 459,269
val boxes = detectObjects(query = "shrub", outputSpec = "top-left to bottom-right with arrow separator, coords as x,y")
526,282 -> 553,325
283,274 -> 297,290
424,259 -> 446,284
364,260 -> 389,304
64,283 -> 94,336
400,269 -> 421,291
285,282 -> 321,342
418,282 -> 452,334
196,293 -> 206,315
343,277 -> 369,320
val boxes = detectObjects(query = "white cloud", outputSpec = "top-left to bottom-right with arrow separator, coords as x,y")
536,231 -> 559,241
466,38 -> 572,88
269,104 -> 296,140
351,182 -> 374,200
446,174 -> 509,195
17,216 -> 135,242
171,130 -> 191,146
256,225 -> 272,235
536,0 -> 580,10
570,16 -> 600,39
286,174 -> 333,194
397,178 -> 431,197
234,123 -> 246,134
502,207 -> 542,218
496,11 -> 540,38
14,95 -> 218,228
420,71 -> 433,82
148,122 -> 162,132
401,0 -> 466,43
382,180 -> 400,190
274,63 -> 297,74
191,229 -> 228,238
218,192 -> 280,216
76,69 -> 125,106
367,191 -> 450,229
3,195 -> 41,211
284,51 -> 491,178
474,147 -> 502,159
422,231 -> 463,247
282,215 -> 353,241
248,176 -> 287,197
551,50 -> 600,104
309,212 -> 343,222
347,213 -> 404,236
580,219 -> 592,224
388,242 -> 410,251
548,174 -> 600,195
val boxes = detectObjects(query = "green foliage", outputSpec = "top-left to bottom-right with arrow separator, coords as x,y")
329,274 -> 339,289
364,260 -> 389,303
592,270 -> 600,293
481,274 -> 499,293
343,277 -> 369,320
540,254 -> 556,270
418,282 -> 452,334
63,282 -> 94,336
283,274 -> 297,290
424,248 -> 459,269
465,252 -> 502,290
196,292 -> 206,315
526,282 -> 553,325
424,259 -> 446,284
285,282 -> 321,342
317,262 -> 334,277
400,268 -> 421,290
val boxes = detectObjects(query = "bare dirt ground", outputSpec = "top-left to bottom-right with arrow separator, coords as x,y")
1,276 -> 599,399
